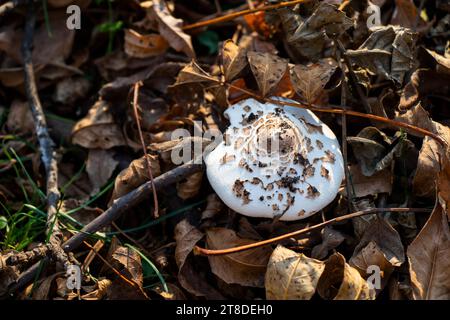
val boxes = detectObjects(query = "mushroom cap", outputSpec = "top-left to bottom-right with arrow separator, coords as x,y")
205,97 -> 344,221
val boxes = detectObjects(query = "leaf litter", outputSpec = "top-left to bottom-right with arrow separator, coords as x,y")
0,0 -> 449,301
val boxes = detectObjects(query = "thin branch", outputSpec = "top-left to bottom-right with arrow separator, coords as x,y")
194,208 -> 432,256
132,82 -> 159,218
7,161 -> 203,295
21,0 -> 69,269
182,0 -> 312,31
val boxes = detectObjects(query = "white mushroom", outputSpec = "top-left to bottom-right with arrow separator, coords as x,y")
205,97 -> 344,221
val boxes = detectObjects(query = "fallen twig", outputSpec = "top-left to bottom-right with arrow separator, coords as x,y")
194,207 -> 432,256
7,160 -> 203,295
21,0 -> 69,269
182,0 -> 312,31
132,82 -> 159,218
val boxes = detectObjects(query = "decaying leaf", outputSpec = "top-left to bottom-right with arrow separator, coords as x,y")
407,204 -> 450,299
147,0 -> 195,58
177,171 -> 203,200
350,217 -> 405,291
206,228 -> 272,287
265,245 -> 325,300
124,29 -> 169,58
86,149 -> 119,195
72,100 -> 127,149
290,58 -> 338,105
247,51 -> 288,97
109,155 -> 161,204
201,194 -> 223,220
288,2 -> 353,59
396,103 -> 450,198
174,61 -> 217,86
347,26 -> 418,85
222,40 -> 248,82
317,252 -> 376,300
6,100 -> 34,134
106,245 -> 148,300
345,165 -> 393,198
311,226 -> 345,260
174,219 -> 224,299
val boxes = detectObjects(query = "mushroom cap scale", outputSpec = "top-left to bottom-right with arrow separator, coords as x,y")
205,97 -> 344,221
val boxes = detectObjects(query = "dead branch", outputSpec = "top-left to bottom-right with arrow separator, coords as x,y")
6,160 -> 203,296
21,0 -> 69,268
194,207 -> 432,256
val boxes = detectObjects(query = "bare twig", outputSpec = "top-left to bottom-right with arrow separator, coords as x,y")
7,161 -> 203,295
182,0 -> 312,31
194,208 -> 432,256
21,0 -> 69,269
132,82 -> 159,218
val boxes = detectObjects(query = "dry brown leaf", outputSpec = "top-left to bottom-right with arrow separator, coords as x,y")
106,245 -> 148,300
347,26 -> 418,85
407,204 -> 450,299
222,39 -> 248,82
391,0 -> 427,29
290,58 -> 338,105
124,29 -> 169,58
396,103 -> 450,198
345,165 -> 393,198
206,228 -> 272,288
177,171 -> 203,200
349,216 -> 405,292
288,2 -> 353,59
72,100 -> 127,149
109,154 -> 161,204
32,272 -> 63,300
317,252 -> 376,300
247,51 -> 287,97
424,48 -> 450,74
81,279 -> 112,300
86,149 -> 119,195
148,0 -> 195,58
311,226 -> 345,260
174,219 -> 224,299
201,194 -> 223,220
52,77 -> 91,105
265,245 -> 325,300
174,61 -> 217,86
6,100 -> 34,134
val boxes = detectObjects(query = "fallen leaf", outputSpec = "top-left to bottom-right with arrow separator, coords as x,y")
407,204 -> 450,299
311,226 -> 345,260
124,29 -> 169,58
174,219 -> 224,299
86,149 -> 119,195
288,2 -> 353,59
221,39 -> 248,82
347,26 -> 418,85
317,252 -> 376,300
72,100 -> 127,149
6,100 -> 34,134
177,171 -> 203,200
206,228 -> 272,287
345,165 -> 393,198
290,58 -> 338,105
247,51 -> 287,97
265,245 -> 325,300
148,0 -> 195,58
391,0 -> 427,29
106,245 -> 148,300
109,155 -> 161,204
174,61 -> 217,86
396,103 -> 450,198
350,217 -> 405,291
52,76 -> 91,105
